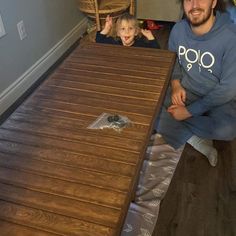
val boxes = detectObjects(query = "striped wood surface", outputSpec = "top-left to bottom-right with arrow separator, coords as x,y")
0,42 -> 175,236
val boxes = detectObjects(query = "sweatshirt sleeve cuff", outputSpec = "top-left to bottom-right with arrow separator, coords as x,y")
186,100 -> 210,116
148,39 -> 160,48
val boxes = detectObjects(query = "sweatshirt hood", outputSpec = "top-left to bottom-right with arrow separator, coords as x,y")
184,11 -> 232,40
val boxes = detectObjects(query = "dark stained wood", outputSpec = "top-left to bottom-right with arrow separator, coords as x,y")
0,220 -> 59,236
0,42 -> 175,235
153,140 -> 236,236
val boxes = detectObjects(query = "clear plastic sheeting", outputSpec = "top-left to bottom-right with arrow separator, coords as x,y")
87,112 -> 132,132
121,134 -> 184,236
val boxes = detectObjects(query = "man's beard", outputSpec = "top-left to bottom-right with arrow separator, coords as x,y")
186,7 -> 213,27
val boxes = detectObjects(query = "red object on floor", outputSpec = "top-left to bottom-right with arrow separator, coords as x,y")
146,20 -> 163,30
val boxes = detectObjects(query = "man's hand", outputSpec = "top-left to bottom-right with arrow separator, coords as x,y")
167,104 -> 192,121
141,29 -> 155,40
171,80 -> 186,106
100,15 -> 113,35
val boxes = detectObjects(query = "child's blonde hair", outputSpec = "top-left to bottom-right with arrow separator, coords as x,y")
115,13 -> 140,36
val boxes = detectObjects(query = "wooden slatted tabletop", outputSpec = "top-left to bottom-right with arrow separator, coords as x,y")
0,43 -> 175,236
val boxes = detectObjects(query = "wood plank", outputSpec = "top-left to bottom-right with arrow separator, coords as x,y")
44,77 -> 161,101
16,104 -> 149,138
0,167 -> 126,208
0,183 -> 120,227
22,98 -> 153,125
36,86 -> 154,115
0,220 -> 59,236
0,201 -> 114,236
56,67 -> 168,85
26,86 -> 157,112
73,44 -> 174,59
52,70 -> 165,91
77,42 -> 174,59
0,152 -> 131,192
0,140 -> 135,177
66,56 -> 173,73
0,128 -> 139,164
61,62 -> 169,81
2,118 -> 143,152
70,51 -> 174,67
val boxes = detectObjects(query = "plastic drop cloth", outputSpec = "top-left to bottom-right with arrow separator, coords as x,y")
121,134 -> 184,236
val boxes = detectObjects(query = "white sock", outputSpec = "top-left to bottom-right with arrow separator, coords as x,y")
187,135 -> 218,167
151,133 -> 166,145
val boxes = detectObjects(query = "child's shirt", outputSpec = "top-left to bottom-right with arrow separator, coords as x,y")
96,31 -> 160,49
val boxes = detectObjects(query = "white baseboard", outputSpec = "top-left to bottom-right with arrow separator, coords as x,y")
0,17 -> 88,116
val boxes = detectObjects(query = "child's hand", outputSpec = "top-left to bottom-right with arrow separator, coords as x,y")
100,15 -> 113,35
141,29 -> 155,40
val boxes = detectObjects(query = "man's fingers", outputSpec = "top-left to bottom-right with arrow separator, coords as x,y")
172,96 -> 185,106
181,93 -> 186,103
167,104 -> 177,112
178,99 -> 185,106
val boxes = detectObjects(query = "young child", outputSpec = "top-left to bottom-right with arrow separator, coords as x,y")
96,13 -> 160,49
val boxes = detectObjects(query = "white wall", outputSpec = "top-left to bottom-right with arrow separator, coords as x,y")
0,0 -> 87,115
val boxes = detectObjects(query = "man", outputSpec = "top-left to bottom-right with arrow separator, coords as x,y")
226,0 -> 236,24
156,0 -> 236,166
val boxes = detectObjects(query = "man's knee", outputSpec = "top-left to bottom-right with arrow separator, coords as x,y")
214,125 -> 236,140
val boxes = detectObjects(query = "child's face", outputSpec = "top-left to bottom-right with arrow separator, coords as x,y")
117,20 -> 138,46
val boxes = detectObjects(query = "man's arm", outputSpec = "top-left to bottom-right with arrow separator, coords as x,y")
166,21 -> 192,120
187,42 -> 236,116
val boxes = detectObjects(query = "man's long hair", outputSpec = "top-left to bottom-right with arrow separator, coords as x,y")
179,0 -> 226,14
